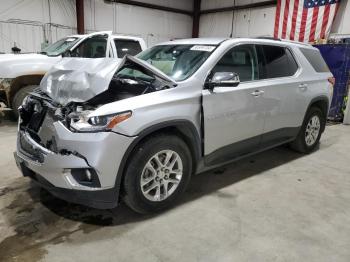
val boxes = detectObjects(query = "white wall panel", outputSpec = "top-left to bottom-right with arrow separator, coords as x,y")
331,0 -> 350,35
84,0 -> 193,46
0,0 -> 192,53
199,11 -> 233,37
199,6 -> 275,38
248,6 -> 275,37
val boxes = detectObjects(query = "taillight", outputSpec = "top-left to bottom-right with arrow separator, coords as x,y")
328,77 -> 335,86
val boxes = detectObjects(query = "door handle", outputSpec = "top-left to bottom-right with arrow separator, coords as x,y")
251,90 -> 264,97
299,83 -> 308,90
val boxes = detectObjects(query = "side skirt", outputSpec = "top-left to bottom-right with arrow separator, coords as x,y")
197,127 -> 300,174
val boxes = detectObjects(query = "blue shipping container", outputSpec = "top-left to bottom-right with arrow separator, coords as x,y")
314,44 -> 350,120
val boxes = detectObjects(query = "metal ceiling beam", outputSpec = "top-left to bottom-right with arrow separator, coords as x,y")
192,0 -> 201,37
200,0 -> 277,14
104,0 -> 192,16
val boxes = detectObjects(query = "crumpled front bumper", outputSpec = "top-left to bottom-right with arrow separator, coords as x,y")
14,120 -> 136,208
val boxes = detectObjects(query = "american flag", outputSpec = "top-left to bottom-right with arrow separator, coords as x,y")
274,0 -> 341,42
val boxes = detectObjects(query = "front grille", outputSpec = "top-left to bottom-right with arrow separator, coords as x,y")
19,131 -> 45,163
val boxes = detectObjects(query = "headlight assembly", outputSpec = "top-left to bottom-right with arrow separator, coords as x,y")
70,111 -> 132,132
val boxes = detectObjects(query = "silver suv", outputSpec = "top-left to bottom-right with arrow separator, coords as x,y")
14,38 -> 333,213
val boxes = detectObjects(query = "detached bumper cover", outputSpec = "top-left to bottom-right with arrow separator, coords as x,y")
14,153 -> 118,209
14,120 -> 136,209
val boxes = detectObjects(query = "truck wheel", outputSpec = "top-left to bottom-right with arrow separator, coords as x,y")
123,134 -> 192,214
12,85 -> 37,119
290,107 -> 325,153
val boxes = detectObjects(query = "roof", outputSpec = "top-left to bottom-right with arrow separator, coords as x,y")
158,38 -> 228,46
157,37 -> 313,48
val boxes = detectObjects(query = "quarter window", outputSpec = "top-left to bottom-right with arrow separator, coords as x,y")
300,48 -> 329,72
212,45 -> 259,82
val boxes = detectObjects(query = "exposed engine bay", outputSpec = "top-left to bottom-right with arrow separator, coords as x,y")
18,55 -> 177,156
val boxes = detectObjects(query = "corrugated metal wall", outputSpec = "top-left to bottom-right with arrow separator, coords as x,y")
0,0 -> 192,53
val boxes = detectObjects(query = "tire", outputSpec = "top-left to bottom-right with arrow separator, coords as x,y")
123,134 -> 192,214
290,107 -> 325,153
11,85 -> 37,119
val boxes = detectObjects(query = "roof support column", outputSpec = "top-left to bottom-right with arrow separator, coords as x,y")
192,0 -> 201,38
76,0 -> 84,34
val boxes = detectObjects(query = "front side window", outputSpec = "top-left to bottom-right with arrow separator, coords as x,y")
258,45 -> 298,79
70,35 -> 107,58
212,44 -> 259,82
41,37 -> 80,56
115,39 -> 142,58
137,44 -> 216,81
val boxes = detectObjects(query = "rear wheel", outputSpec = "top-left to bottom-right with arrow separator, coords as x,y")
290,107 -> 325,153
123,134 -> 192,214
12,85 -> 37,118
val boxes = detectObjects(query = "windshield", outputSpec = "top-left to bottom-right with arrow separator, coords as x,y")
41,37 -> 80,56
136,44 -> 217,81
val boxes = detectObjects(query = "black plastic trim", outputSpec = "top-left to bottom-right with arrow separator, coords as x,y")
14,154 -> 116,209
305,95 -> 329,132
112,119 -> 202,203
204,127 -> 300,166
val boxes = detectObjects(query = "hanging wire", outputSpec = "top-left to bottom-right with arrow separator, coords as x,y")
229,0 -> 235,37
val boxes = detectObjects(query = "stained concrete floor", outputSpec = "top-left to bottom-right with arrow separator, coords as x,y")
0,120 -> 349,262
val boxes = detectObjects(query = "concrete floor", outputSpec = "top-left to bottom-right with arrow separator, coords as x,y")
0,120 -> 350,262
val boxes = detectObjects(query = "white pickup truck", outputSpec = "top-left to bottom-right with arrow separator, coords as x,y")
0,31 -> 146,117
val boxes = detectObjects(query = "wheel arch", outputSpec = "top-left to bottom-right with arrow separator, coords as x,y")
113,120 -> 202,201
306,95 -> 329,132
9,74 -> 44,106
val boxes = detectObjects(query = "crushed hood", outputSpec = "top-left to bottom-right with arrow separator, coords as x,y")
40,55 -> 177,105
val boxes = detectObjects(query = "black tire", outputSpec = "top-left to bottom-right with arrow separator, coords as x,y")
290,107 -> 325,153
11,85 -> 37,119
123,134 -> 192,214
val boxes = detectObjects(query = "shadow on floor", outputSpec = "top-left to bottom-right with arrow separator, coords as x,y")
33,144 -> 304,226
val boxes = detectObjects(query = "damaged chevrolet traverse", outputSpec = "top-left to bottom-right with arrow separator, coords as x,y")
15,38 -> 332,214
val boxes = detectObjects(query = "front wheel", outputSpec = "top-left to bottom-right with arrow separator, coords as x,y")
290,107 -> 325,153
123,134 -> 192,214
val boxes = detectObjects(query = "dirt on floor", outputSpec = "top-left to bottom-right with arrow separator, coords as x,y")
1,120 -> 350,262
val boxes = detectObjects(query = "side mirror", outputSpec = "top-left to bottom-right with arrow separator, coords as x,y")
205,72 -> 240,90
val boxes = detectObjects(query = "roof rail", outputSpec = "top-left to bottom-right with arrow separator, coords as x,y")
255,36 -> 281,41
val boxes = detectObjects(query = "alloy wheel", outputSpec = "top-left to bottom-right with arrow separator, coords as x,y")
140,150 -> 183,202
305,115 -> 321,146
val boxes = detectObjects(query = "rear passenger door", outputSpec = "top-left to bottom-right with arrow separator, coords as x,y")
256,44 -> 304,147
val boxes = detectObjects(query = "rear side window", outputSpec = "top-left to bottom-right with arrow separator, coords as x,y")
258,45 -> 298,79
300,48 -> 329,72
114,39 -> 142,58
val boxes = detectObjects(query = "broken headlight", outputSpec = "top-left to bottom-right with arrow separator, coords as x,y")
70,111 -> 132,132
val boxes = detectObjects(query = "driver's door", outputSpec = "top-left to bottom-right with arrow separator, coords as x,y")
202,44 -> 266,165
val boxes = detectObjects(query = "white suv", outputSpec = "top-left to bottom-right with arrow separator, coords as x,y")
0,31 -> 146,117
15,37 -> 333,214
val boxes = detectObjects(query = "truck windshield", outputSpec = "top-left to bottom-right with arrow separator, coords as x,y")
136,44 -> 216,81
41,37 -> 80,56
